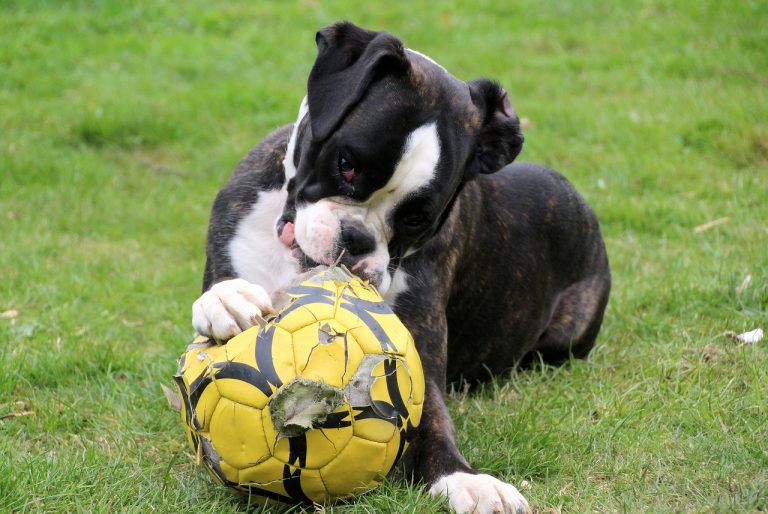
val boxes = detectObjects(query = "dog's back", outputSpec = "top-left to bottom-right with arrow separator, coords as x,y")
392,162 -> 611,383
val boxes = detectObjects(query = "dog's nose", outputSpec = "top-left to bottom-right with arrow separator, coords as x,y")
340,223 -> 376,257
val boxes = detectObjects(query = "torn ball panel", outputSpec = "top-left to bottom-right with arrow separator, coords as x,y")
274,286 -> 339,333
335,299 -> 408,356
342,318 -> 404,357
269,379 -> 343,436
291,320 -> 366,389
369,358 -> 411,421
263,401 -> 355,470
363,355 -> 420,453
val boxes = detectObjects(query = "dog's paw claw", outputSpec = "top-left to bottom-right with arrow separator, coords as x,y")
429,472 -> 531,514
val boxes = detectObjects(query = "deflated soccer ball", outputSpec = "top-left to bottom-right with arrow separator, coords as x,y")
174,267 -> 424,504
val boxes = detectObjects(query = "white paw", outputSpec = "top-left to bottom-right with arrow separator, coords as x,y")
429,472 -> 531,514
191,279 -> 274,341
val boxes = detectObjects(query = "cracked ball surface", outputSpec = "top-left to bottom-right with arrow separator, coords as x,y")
174,267 -> 425,504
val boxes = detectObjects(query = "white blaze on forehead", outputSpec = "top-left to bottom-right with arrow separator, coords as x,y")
367,122 -> 440,212
282,96 -> 309,180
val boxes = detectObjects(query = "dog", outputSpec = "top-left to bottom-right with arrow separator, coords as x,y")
191,21 -> 610,514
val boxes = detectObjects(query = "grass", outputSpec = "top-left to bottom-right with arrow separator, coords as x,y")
1,0 -> 766,512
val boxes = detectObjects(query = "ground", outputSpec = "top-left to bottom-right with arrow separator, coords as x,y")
1,1 -> 766,512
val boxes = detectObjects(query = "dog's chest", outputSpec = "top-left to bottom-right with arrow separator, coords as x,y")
228,187 -> 300,293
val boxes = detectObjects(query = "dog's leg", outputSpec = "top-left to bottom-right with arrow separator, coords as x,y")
401,313 -> 531,514
529,257 -> 611,365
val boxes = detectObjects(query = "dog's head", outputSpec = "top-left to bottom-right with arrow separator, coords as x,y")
276,21 -> 523,293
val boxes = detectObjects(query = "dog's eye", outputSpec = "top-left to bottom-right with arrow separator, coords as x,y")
338,155 -> 356,182
401,213 -> 427,228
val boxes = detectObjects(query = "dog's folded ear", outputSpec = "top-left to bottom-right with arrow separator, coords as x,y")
466,79 -> 524,178
308,21 -> 408,142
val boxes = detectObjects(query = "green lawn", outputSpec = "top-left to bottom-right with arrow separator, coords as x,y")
1,1 -> 766,512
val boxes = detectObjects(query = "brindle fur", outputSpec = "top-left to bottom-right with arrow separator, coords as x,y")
200,21 -> 610,493
202,125 -> 611,485
391,163 -> 610,483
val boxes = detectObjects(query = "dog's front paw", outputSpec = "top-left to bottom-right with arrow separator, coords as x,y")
192,279 -> 274,341
429,472 -> 531,514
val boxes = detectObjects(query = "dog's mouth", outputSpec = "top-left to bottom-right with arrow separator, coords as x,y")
275,217 -> 387,288
276,217 -> 320,270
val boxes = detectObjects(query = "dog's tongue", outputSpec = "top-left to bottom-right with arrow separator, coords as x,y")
278,221 -> 295,247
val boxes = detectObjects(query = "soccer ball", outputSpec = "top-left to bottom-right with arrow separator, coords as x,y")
174,267 -> 425,504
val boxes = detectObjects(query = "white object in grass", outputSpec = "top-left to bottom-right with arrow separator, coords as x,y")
725,328 -> 764,344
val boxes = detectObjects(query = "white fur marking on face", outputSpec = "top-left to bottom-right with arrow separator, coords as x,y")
228,188 -> 300,293
367,122 -> 441,211
292,122 -> 441,290
282,96 -> 309,181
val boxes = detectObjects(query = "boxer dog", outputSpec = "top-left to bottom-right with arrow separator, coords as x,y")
192,21 -> 610,514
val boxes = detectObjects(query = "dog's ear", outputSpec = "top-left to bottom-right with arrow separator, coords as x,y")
465,79 -> 524,178
307,21 -> 408,142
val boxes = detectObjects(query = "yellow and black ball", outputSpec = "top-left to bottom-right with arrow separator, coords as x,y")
174,267 -> 424,504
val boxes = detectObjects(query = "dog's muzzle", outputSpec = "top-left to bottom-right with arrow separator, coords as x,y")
276,218 -> 386,287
